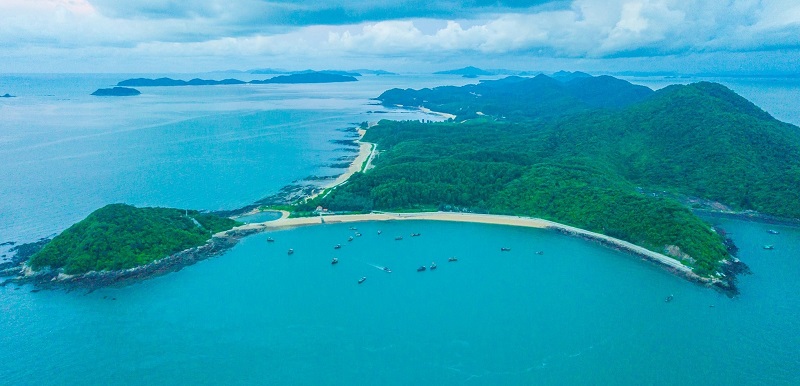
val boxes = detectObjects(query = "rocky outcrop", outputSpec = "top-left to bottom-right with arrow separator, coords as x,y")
2,230 -> 263,291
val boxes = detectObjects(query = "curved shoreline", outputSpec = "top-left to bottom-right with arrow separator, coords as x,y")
215,211 -> 715,286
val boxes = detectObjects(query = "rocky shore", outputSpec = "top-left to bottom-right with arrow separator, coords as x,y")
1,229 -> 260,291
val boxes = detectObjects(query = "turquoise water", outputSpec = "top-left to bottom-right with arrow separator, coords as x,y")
2,74 -> 800,384
1,218 -> 798,385
0,74 -> 483,245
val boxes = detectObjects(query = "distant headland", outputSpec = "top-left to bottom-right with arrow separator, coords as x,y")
118,71 -> 357,87
91,87 -> 141,96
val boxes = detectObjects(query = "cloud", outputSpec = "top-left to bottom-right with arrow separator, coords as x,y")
1,0 -> 799,72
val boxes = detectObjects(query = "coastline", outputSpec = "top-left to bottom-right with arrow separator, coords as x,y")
214,211 -> 719,288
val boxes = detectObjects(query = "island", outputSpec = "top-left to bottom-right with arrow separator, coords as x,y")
8,204 -> 241,288
118,78 -> 246,87
1,93 -> 14,98
4,73 -> 798,296
91,87 -> 141,96
434,66 -> 495,76
249,72 -> 358,84
116,71 -> 358,87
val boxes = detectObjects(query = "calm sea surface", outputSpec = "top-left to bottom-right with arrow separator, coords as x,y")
1,74 -> 799,385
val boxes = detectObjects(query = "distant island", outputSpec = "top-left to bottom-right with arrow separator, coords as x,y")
434,66 -> 494,76
118,78 -> 245,87
247,68 -> 396,76
250,72 -> 357,84
117,71 -> 358,87
91,87 -> 141,96
1,93 -> 15,98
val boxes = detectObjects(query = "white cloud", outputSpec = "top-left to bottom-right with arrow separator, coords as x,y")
1,0 -> 799,72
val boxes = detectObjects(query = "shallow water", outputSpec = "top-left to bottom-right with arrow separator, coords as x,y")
1,218 -> 798,385
1,73 -> 799,385
0,73 -> 469,244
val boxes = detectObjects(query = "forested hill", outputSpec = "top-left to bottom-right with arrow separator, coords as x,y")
308,78 -> 800,278
29,204 -> 240,275
377,74 -> 654,120
540,81 -> 800,218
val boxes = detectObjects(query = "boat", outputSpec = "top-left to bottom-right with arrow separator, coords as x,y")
348,236 -> 354,242
448,257 -> 458,262
500,247 -> 511,252
350,226 -> 358,230
417,266 -> 426,272
411,233 -> 421,237
358,277 -> 366,284
665,294 -> 674,303
287,248 -> 294,255
334,244 -> 341,249
430,262 -> 437,270
535,251 -> 544,255
767,229 -> 780,235
763,245 -> 775,250
331,257 -> 339,265
266,237 -> 274,242
355,232 -> 362,237
383,267 -> 392,273
395,236 -> 403,241
377,230 -> 382,235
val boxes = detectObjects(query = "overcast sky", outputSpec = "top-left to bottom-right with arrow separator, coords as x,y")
1,0 -> 799,74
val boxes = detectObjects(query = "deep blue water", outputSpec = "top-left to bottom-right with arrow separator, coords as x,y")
1,74 -> 799,385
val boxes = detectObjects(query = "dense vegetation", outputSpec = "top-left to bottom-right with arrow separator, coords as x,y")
304,75 -> 800,276
378,74 -> 653,120
29,204 -> 240,274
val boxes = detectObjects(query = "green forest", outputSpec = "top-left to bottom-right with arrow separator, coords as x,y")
29,204 -> 239,274
302,76 -> 800,277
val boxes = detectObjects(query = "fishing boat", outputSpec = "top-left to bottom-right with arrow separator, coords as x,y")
383,267 -> 392,273
287,248 -> 294,255
377,230 -> 382,235
500,247 -> 511,252
348,236 -> 354,242
331,258 -> 339,265
355,232 -> 362,237
350,226 -> 358,230
767,229 -> 780,235
334,244 -> 341,249
763,245 -> 775,250
448,257 -> 458,262
665,294 -> 674,303
417,266 -> 426,272
535,251 -> 544,255
358,277 -> 366,284
266,237 -> 274,242
411,233 -> 421,237
430,262 -> 437,270
395,236 -> 403,241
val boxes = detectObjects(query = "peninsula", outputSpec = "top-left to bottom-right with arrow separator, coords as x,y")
5,73 -> 797,295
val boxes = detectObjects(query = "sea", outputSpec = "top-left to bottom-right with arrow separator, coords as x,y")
1,73 -> 799,385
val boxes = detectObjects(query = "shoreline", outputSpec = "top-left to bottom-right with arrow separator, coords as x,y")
213,211 -> 724,289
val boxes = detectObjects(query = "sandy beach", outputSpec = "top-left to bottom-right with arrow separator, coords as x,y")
419,106 -> 456,120
306,127 -> 375,201
217,211 -> 695,277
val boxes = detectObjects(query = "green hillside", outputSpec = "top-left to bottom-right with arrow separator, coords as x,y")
29,204 -> 239,275
306,78 -> 800,277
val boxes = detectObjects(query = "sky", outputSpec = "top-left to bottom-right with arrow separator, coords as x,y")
1,0 -> 799,74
